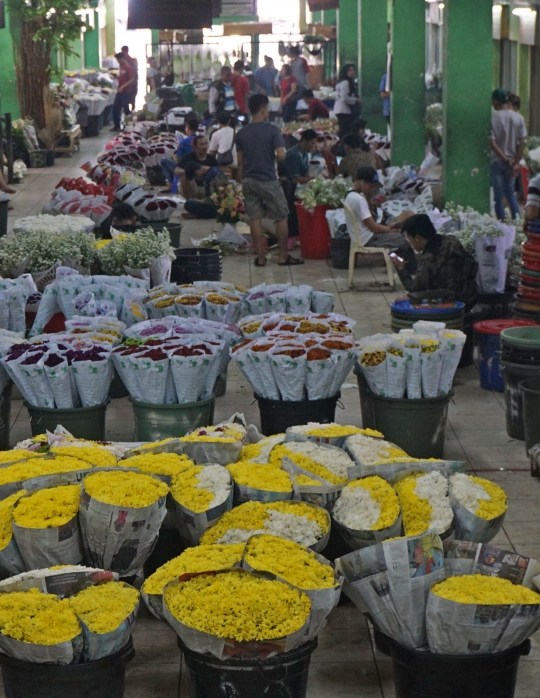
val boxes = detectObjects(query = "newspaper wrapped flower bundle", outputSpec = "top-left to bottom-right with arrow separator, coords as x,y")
180,422 -> 246,465
226,462 -> 294,503
0,454 -> 93,498
272,441 -> 354,485
240,434 -> 286,464
357,324 -> 466,399
449,473 -> 508,543
332,476 -> 402,548
49,445 -> 118,467
142,543 -> 245,618
119,452 -> 194,482
163,568 -> 312,658
239,283 -> 334,318
0,492 -> 27,575
200,500 -> 330,552
394,471 -> 454,537
286,422 -> 382,448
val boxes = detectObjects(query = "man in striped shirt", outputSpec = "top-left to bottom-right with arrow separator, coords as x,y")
525,173 -> 540,232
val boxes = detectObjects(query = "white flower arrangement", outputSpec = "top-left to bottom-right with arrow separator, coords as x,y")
333,486 -> 380,530
96,228 -> 175,275
217,510 -> 323,548
196,465 -> 231,509
282,441 -> 352,480
414,471 -> 453,534
449,473 -> 490,514
12,215 -> 94,235
0,228 -> 95,273
346,434 -> 406,466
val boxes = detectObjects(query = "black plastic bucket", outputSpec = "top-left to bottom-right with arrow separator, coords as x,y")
179,638 -> 317,698
256,393 -> 341,436
143,527 -> 187,577
330,237 -> 350,269
25,400 -> 109,441
171,248 -> 222,284
354,365 -> 452,458
500,360 -> 540,440
385,633 -> 529,698
520,376 -> 540,453
0,200 -> 8,238
0,638 -> 135,698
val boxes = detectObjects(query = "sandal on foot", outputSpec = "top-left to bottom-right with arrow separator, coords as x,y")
254,258 -> 267,267
278,255 -> 304,266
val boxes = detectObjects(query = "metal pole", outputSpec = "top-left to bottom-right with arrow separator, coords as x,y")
5,114 -> 13,185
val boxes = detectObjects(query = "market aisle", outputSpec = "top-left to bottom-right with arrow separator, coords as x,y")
4,135 -> 540,697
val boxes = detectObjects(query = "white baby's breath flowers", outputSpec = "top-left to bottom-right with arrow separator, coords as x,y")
217,511 -> 323,548
449,472 -> 490,514
282,441 -> 351,480
333,487 -> 380,530
196,465 -> 231,508
414,470 -> 453,534
346,433 -> 406,465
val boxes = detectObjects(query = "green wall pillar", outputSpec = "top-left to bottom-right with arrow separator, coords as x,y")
338,0 -> 358,71
391,0 -> 425,166
0,5 -> 20,118
105,0 -> 115,56
65,36 -> 83,71
83,12 -> 100,69
442,0 -> 492,212
518,43 -> 531,130
359,0 -> 388,135
322,9 -> 337,26
312,10 -> 321,22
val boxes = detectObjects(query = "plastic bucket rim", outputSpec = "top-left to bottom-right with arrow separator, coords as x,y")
24,399 -> 110,414
130,395 -> 215,410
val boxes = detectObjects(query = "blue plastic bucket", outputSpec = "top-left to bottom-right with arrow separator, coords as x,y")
475,320 -> 538,392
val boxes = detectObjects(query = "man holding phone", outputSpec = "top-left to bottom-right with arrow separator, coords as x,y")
344,167 -> 404,248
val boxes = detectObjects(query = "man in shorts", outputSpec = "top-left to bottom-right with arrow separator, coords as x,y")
236,94 -> 304,267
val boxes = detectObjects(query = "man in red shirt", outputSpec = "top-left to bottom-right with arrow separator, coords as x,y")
111,53 -> 135,132
232,60 -> 250,117
299,89 -> 330,122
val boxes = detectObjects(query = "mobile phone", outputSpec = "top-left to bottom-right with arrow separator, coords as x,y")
389,252 -> 404,263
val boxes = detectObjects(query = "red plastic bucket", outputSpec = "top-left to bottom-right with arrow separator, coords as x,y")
521,164 -> 530,200
295,202 -> 331,259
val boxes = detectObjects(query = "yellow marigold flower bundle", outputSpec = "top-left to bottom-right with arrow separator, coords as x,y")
226,462 -> 293,493
0,588 -> 81,645
50,446 -> 117,468
240,435 -> 286,463
170,465 -> 230,513
136,438 -> 177,452
333,476 -> 400,531
201,500 -> 329,547
270,445 -> 347,485
290,424 -> 383,439
142,543 -> 245,595
164,569 -> 311,642
69,582 -> 139,633
83,470 -> 168,508
449,473 -> 507,520
0,491 -> 26,549
121,453 -> 194,477
12,485 -> 80,529
394,471 -> 453,536
0,450 -> 45,465
0,456 -> 92,488
245,534 -> 337,590
432,575 -> 540,605
295,474 -> 321,486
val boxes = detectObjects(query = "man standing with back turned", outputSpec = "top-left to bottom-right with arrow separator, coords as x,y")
236,94 -> 304,268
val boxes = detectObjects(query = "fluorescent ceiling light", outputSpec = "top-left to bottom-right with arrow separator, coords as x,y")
512,7 -> 534,16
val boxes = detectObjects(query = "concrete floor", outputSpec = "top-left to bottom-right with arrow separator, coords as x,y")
4,132 -> 540,697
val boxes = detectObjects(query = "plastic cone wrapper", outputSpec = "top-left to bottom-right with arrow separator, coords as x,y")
439,330 -> 466,396
31,284 -> 61,336
230,340 -> 268,397
112,347 -> 146,401
162,568 -> 312,659
204,293 -> 242,325
198,339 -> 226,401
166,343 -> 216,404
311,291 -> 334,314
12,507 -> 84,571
242,289 -> 271,316
265,287 -> 289,315
269,345 -> 307,401
96,284 -> 125,315
2,350 -> 55,408
172,484 -> 234,547
0,538 -> 26,576
123,265 -> 151,283
0,291 -> 10,331
79,475 -> 167,576
385,342 -> 407,399
71,353 -> 112,407
241,535 -> 342,638
42,353 -> 79,409
323,339 -> 359,398
150,254 -> 172,287
286,285 -> 313,314
57,274 -> 87,320
174,295 -> 205,319
128,350 -> 170,405
181,419 -> 244,466
420,342 -> 444,398
357,343 -> 389,396
426,542 -> 540,654
336,531 -> 446,649
120,297 -> 148,327
95,300 -> 118,318
403,339 -> 422,399
73,289 -> 96,317
305,347 -> 336,400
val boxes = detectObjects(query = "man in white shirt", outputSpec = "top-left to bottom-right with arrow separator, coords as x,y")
491,87 -> 527,221
344,167 -> 404,248
209,112 -> 237,167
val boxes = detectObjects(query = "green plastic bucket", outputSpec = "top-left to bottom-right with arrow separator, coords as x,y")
520,377 -> 540,454
500,360 -> 540,440
25,401 -> 109,440
131,396 -> 215,441
354,367 -> 452,458
500,326 -> 540,349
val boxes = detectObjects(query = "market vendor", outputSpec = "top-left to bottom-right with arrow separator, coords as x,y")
391,214 -> 478,307
209,67 -> 236,118
524,172 -> 540,232
284,129 -> 318,185
338,134 -> 376,180
298,90 -> 330,122
159,128 -> 210,194
181,161 -> 228,220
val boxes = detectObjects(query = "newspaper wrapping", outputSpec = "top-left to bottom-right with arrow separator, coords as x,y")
232,480 -> 294,505
172,487 -> 234,546
336,531 -> 446,648
449,493 -> 506,544
162,569 -> 312,659
12,514 -> 84,570
0,538 -> 26,575
0,631 -> 83,664
343,454 -> 466,483
331,502 -> 403,551
181,440 -> 242,466
282,456 -> 343,510
79,480 -> 167,576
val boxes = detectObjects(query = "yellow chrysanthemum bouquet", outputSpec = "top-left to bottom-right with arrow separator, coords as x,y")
226,461 -> 294,504
0,492 -> 27,576
286,423 -> 383,448
331,476 -> 402,548
449,472 -> 508,543
180,422 -> 246,466
11,485 -> 83,570
170,465 -> 233,545
79,470 -> 168,576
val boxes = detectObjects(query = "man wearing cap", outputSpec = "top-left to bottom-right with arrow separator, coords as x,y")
491,87 -> 527,221
344,167 -> 404,248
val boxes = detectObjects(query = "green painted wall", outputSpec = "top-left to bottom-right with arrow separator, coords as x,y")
492,40 -> 500,89
311,10 -> 321,22
105,0 -> 115,56
322,9 -> 337,26
84,12 -> 100,69
359,0 -> 388,135
442,0 -> 492,212
391,0 -> 425,165
518,43 -> 531,130
0,6 -> 20,118
65,37 -> 83,71
338,0 -> 358,71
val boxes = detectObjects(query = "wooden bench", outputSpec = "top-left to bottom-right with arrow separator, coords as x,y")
55,125 -> 82,157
